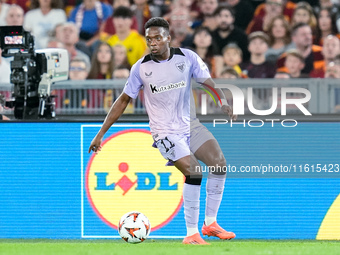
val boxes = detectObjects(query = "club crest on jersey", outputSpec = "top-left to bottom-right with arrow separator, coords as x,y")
175,62 -> 186,73
145,72 -> 152,77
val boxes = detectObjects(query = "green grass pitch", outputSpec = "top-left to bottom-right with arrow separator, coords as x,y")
1,239 -> 340,255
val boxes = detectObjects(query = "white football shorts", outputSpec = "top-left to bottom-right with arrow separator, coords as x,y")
153,124 -> 215,164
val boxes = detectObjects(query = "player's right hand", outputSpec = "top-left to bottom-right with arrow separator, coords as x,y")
88,136 -> 103,154
222,105 -> 237,121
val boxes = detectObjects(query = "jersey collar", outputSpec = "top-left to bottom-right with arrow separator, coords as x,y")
150,47 -> 185,63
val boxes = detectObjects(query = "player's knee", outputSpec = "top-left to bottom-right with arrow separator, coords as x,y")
185,174 -> 202,185
211,155 -> 227,176
219,155 -> 227,168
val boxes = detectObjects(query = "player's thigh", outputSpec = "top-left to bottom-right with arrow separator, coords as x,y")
155,134 -> 201,176
194,138 -> 226,168
174,154 -> 201,176
191,124 -> 226,166
190,124 -> 215,154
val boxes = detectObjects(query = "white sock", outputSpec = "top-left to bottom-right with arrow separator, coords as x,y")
205,216 -> 216,226
205,175 -> 226,226
183,183 -> 201,237
187,227 -> 199,236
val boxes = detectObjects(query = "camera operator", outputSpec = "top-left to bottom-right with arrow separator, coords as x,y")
1,6 -> 23,84
5,4 -> 24,26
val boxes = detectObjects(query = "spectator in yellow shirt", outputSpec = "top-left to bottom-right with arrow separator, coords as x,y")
103,6 -> 148,66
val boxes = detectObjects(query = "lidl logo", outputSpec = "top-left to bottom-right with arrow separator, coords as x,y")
86,129 -> 184,231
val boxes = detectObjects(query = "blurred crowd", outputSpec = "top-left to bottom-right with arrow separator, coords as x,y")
0,0 -> 340,110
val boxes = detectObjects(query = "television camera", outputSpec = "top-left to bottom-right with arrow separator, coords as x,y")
0,26 -> 69,119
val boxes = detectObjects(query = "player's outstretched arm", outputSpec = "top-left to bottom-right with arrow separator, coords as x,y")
202,78 -> 237,121
88,92 -> 132,153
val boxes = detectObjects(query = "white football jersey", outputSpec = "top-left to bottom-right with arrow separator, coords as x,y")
123,48 -> 211,137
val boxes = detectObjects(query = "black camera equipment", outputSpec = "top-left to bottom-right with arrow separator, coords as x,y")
0,26 -> 68,119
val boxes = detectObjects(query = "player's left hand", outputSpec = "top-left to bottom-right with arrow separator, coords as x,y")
222,105 -> 237,121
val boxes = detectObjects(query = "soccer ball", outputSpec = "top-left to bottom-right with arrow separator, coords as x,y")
118,211 -> 151,243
